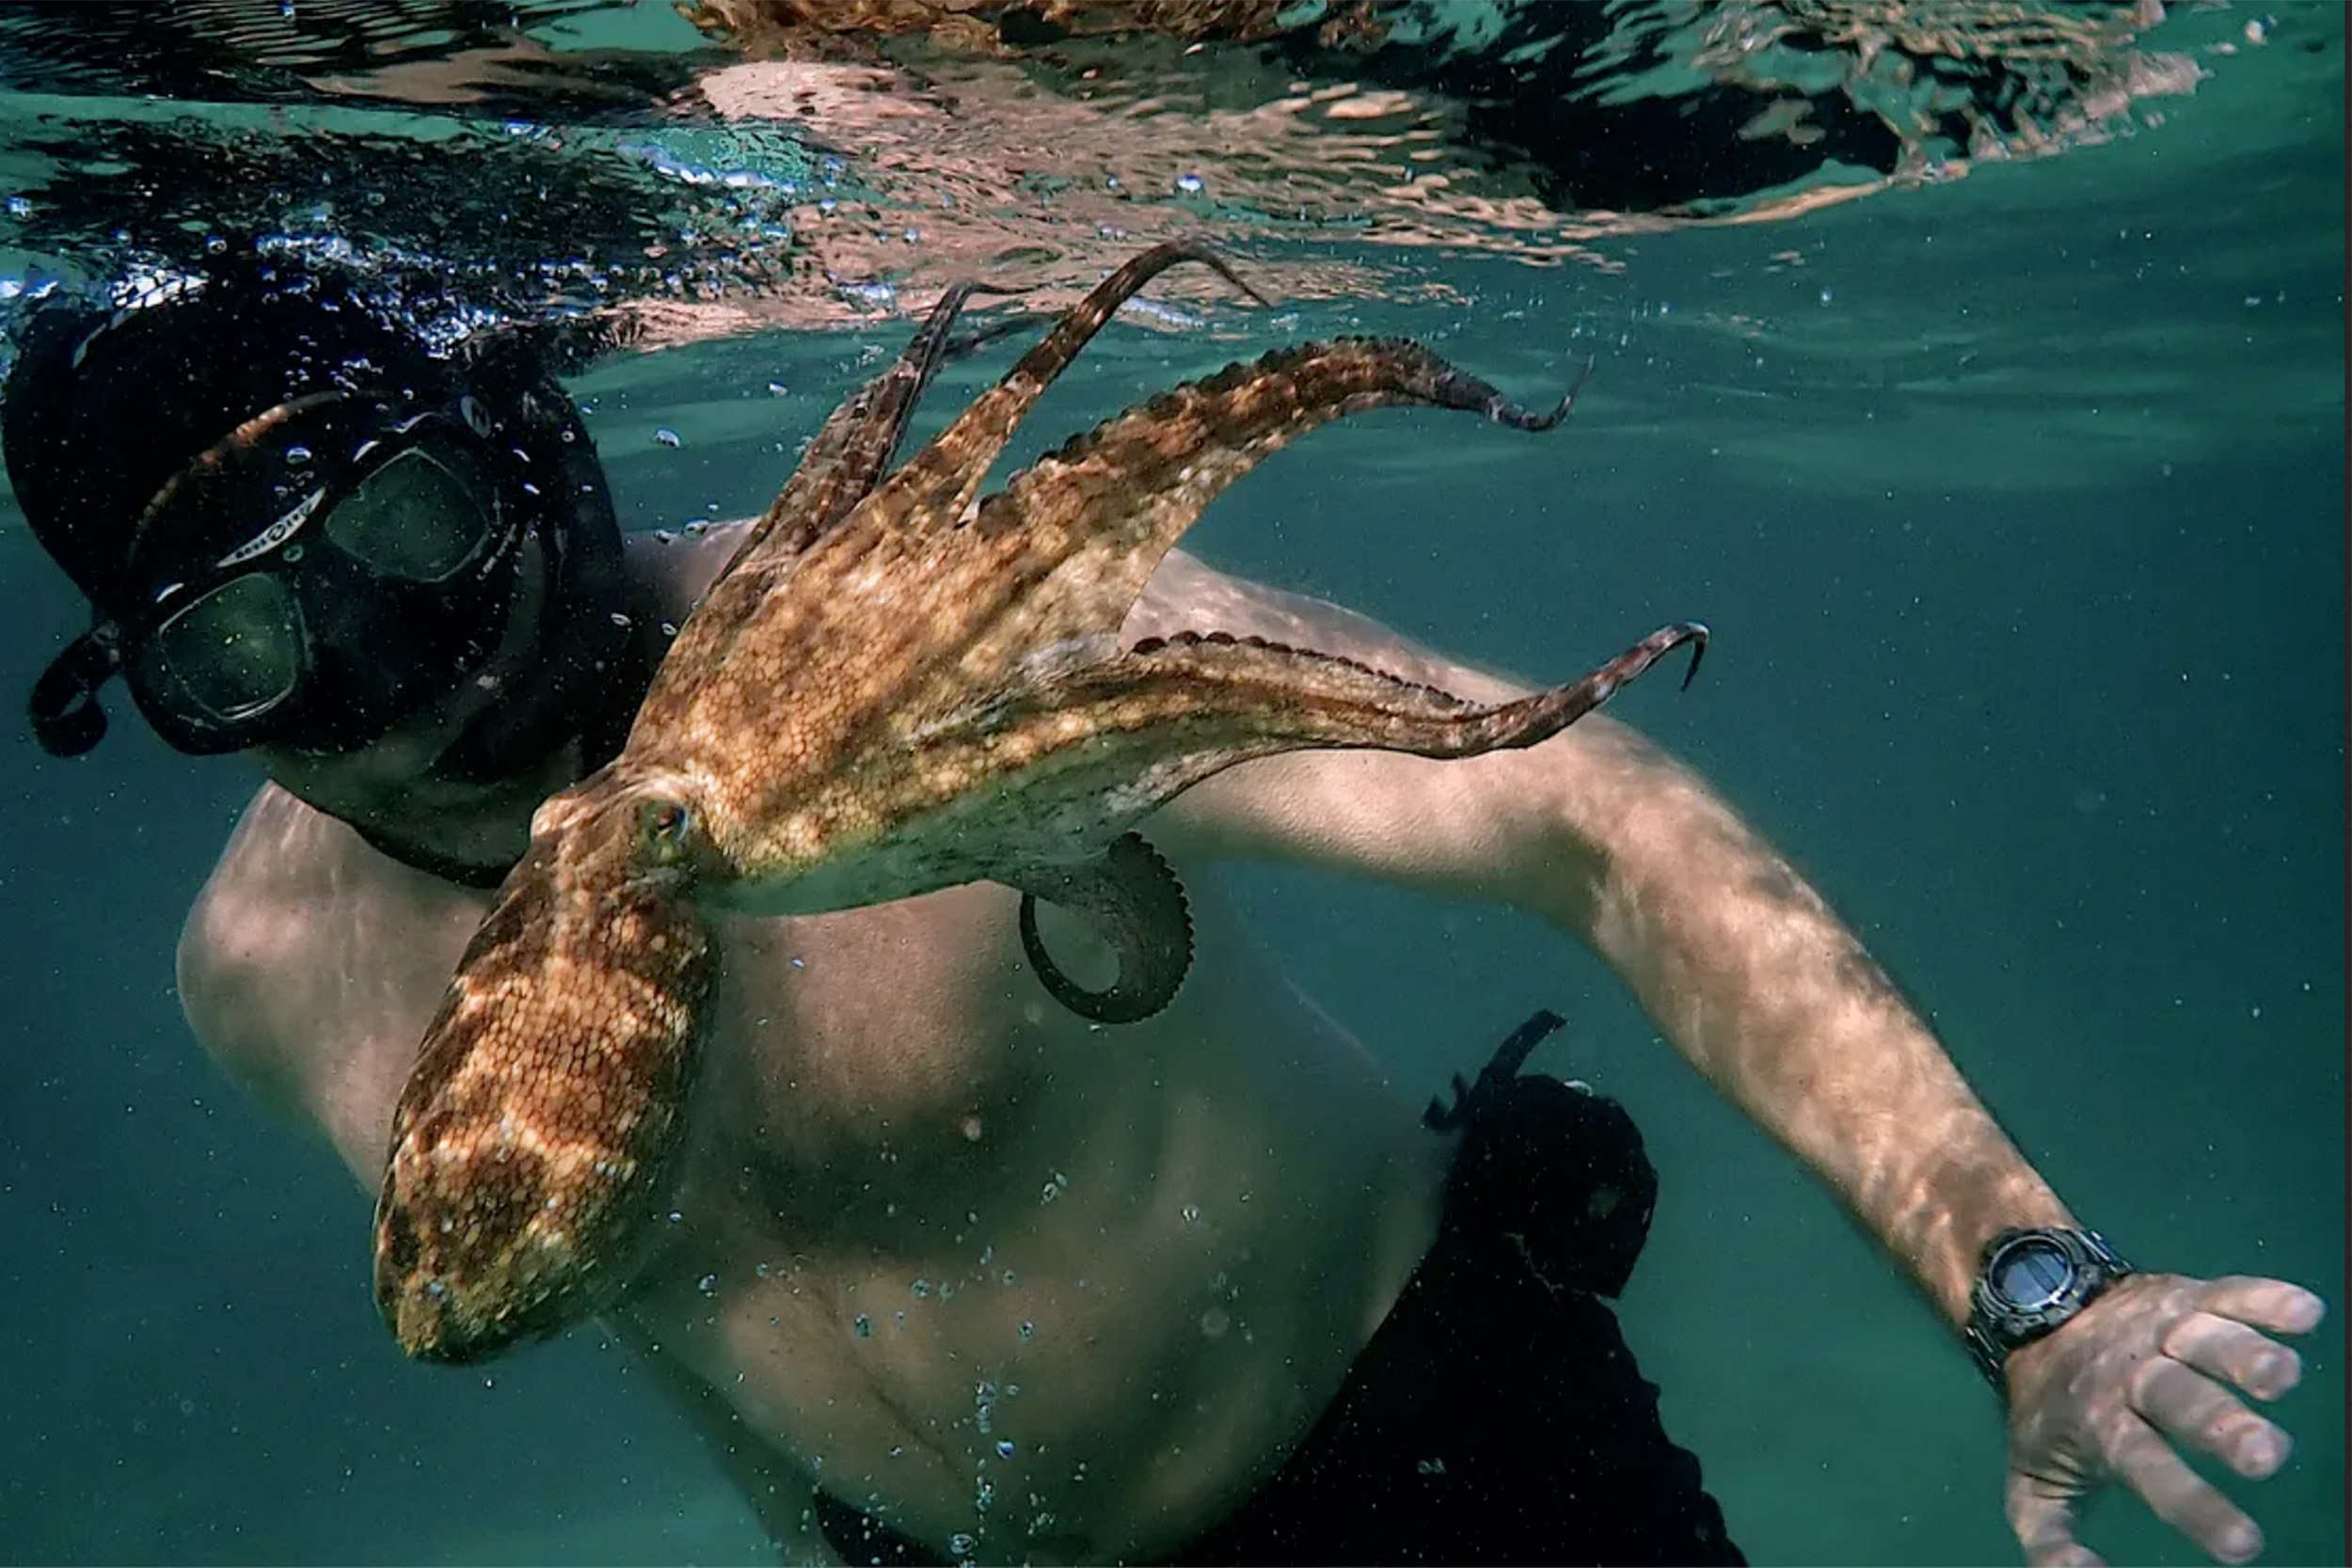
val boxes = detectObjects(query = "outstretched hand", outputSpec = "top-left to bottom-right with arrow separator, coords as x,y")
2001,1273 -> 2326,1565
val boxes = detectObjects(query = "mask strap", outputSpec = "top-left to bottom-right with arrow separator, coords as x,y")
350,819 -> 517,890
29,622 -> 124,757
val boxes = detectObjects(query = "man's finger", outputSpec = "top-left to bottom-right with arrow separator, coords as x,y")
2165,1309 -> 2309,1405
2106,1419 -> 2265,1565
2196,1276 -> 2327,1336
2007,1472 -> 2106,1567
2133,1353 -> 2296,1480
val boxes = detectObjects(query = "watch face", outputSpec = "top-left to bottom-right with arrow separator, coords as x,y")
1992,1235 -> 2075,1310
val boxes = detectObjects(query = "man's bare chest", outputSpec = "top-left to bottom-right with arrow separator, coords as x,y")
610,892 -> 1444,1558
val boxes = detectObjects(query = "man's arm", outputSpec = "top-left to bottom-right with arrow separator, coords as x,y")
1140,550 -> 2055,1323
1142,554 -> 2322,1566
176,783 -> 495,1188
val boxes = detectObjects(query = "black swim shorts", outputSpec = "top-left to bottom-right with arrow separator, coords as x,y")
814,1010 -> 1743,1565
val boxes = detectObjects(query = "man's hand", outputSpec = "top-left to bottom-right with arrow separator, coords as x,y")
2002,1273 -> 2327,1566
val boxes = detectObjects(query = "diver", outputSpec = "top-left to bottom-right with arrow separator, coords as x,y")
5,252 -> 2323,1567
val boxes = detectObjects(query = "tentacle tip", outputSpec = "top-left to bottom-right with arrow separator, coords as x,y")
1548,356 -> 1599,424
1224,273 -> 1277,311
1521,357 -> 1595,431
1677,621 -> 1710,690
1191,243 -> 1275,309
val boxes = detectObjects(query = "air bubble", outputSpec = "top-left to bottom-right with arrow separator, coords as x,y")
653,428 -> 682,447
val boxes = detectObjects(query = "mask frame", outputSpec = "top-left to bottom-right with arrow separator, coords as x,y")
32,384 -> 536,758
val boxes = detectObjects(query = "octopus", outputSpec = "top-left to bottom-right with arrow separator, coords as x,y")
373,240 -> 1708,1362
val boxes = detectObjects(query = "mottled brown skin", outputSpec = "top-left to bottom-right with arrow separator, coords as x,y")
374,275 -> 1006,1360
373,829 -> 712,1356
375,240 -> 1704,1362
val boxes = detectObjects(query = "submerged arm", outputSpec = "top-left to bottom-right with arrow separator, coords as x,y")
1142,552 -> 2059,1325
1150,557 -> 2326,1566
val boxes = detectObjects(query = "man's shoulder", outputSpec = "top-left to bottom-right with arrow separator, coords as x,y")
182,786 -> 342,978
175,785 -> 343,1122
175,784 -> 485,1157
181,784 -> 394,978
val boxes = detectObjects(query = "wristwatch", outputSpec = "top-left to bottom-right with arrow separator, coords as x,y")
1963,1227 -> 2134,1385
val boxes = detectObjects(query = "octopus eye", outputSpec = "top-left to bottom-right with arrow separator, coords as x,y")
637,798 -> 691,859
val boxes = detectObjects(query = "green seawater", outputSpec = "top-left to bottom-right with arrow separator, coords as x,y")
0,4 -> 2340,1563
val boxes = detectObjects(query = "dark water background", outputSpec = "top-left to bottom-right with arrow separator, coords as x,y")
0,3 -> 2342,1563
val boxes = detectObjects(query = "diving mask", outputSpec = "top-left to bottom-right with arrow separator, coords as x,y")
31,383 -> 537,759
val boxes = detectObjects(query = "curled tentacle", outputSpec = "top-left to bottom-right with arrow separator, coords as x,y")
1011,832 -> 1194,1024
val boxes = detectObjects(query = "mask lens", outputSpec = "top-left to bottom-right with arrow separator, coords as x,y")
324,438 -> 501,583
138,573 -> 304,723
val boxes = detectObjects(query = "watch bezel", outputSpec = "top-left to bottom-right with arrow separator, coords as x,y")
1963,1227 -> 2132,1385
